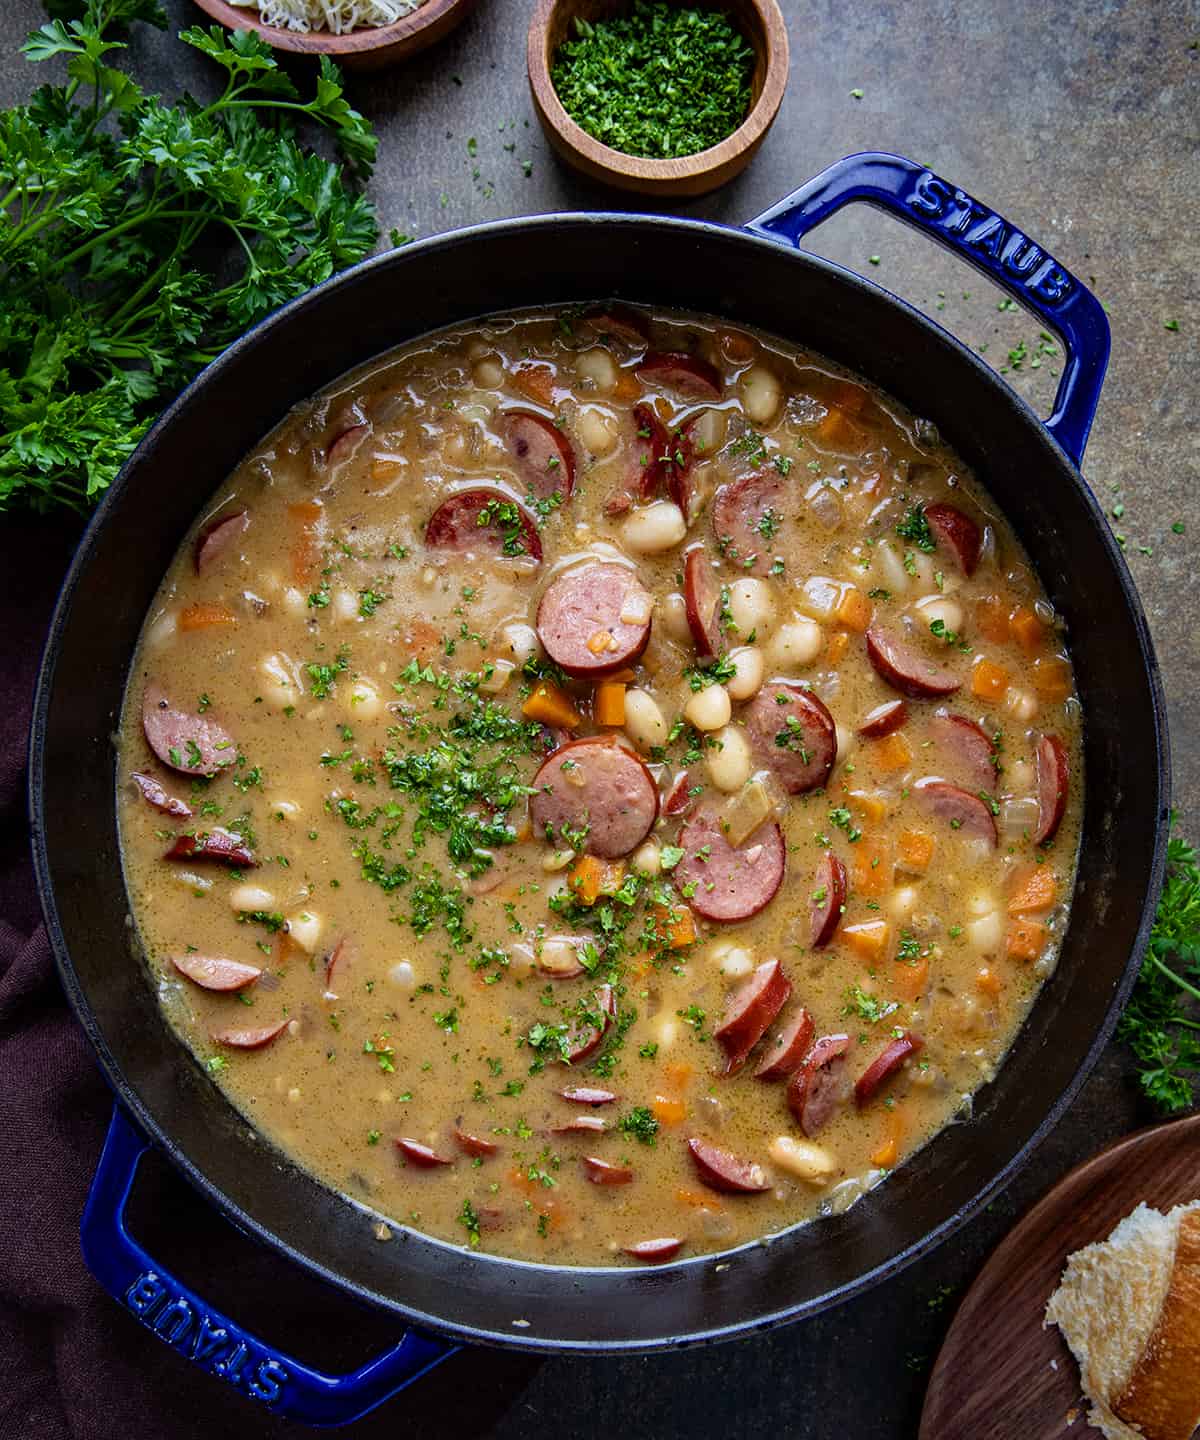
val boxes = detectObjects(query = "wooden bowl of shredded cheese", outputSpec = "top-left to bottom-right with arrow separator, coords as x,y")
196,0 -> 478,69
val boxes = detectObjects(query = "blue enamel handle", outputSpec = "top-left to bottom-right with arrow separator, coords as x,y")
745,151 -> 1111,466
81,1105 -> 455,1427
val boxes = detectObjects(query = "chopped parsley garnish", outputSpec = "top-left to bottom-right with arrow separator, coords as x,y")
684,654 -> 738,691
829,806 -> 863,843
897,505 -> 937,553
843,985 -> 898,1025
618,1106 -> 660,1146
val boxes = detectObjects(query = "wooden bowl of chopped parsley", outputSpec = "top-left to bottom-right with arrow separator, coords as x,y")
528,0 -> 789,197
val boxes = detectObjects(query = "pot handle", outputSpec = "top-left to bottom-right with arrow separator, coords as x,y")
81,1105 -> 455,1427
744,151 -> 1110,466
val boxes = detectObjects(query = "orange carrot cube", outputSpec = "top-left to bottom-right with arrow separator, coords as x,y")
651,1095 -> 687,1126
511,361 -> 556,407
842,919 -> 890,962
975,966 -> 1003,996
872,732 -> 912,774
970,658 -> 1010,703
521,681 -> 582,729
179,603 -> 237,631
1008,865 -> 1057,914
836,586 -> 874,633
853,835 -> 893,898
1009,605 -> 1045,653
1006,918 -> 1048,962
976,596 -> 1012,645
891,953 -> 929,1002
896,829 -> 935,874
1032,657 -> 1072,701
826,630 -> 851,664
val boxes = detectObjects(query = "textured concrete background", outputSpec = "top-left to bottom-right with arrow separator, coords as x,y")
2,0 -> 1197,1435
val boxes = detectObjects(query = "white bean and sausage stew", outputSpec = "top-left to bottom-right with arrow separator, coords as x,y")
119,305 -> 1080,1266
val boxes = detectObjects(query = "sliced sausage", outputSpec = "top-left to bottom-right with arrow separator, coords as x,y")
586,305 -> 649,347
172,954 -> 261,993
787,1034 -> 851,1136
425,487 -> 542,562
501,409 -> 576,501
323,937 -> 350,990
326,421 -> 369,468
622,1237 -> 685,1262
560,1086 -> 618,1105
855,1032 -> 924,1108
674,807 -> 786,923
1034,733 -> 1069,845
396,1138 -> 453,1168
714,959 -> 793,1074
665,418 -> 697,522
637,351 -> 723,402
211,1018 -> 288,1050
809,853 -> 847,949
754,1007 -> 816,1081
925,502 -> 982,576
564,985 -> 617,1064
686,1137 -> 769,1194
165,828 -> 257,868
453,1124 -> 499,1157
583,1156 -> 634,1185
865,626 -> 963,699
664,770 -> 696,817
536,562 -> 652,678
712,468 -> 785,576
930,710 -> 997,790
143,684 -> 237,778
550,1115 -> 607,1134
683,546 -> 723,659
858,699 -> 908,739
914,779 -> 998,846
631,401 -> 671,501
743,682 -> 837,794
529,737 -> 659,859
130,771 -> 192,818
194,508 -> 249,575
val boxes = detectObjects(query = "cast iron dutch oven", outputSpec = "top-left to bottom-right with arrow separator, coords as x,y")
30,153 -> 1169,1426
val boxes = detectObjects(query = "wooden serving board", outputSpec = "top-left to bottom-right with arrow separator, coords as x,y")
921,1112 -> 1200,1440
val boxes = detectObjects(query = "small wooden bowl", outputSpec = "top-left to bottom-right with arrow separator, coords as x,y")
527,0 -> 789,198
191,0 -> 478,71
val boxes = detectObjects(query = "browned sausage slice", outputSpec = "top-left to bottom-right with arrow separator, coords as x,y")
787,1033 -> 851,1136
930,710 -> 997,790
550,1115 -> 608,1134
914,779 -> 998,846
686,1137 -> 769,1194
622,1237 -> 685,1262
564,985 -> 617,1064
855,1032 -> 924,1108
683,546 -> 723,659
396,1138 -> 454,1168
1034,733 -> 1069,845
665,420 -> 697,523
326,421 -> 369,468
143,684 -> 237,778
632,401 -> 670,501
865,626 -> 963,699
925,502 -> 982,576
560,1086 -> 618,1105
712,469 -> 785,576
425,487 -> 542,561
323,937 -> 350,990
453,1123 -> 499,1157
212,1018 -> 289,1050
637,351 -> 723,401
713,959 -> 793,1074
502,410 -> 576,500
529,737 -> 659,859
673,807 -> 786,923
165,828 -> 257,868
130,771 -> 193,818
664,770 -> 695,817
586,305 -> 650,347
536,562 -> 653,678
194,508 -> 249,575
743,683 -> 837,794
583,1156 -> 634,1185
754,1007 -> 816,1081
809,853 -> 847,949
858,699 -> 908,739
172,954 -> 261,993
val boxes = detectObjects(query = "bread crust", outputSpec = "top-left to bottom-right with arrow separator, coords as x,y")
1115,1210 -> 1200,1440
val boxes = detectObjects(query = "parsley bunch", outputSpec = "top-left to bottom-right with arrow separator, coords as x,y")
1118,823 -> 1200,1111
1,0 -> 378,514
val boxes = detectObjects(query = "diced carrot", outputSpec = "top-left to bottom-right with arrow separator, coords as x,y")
872,1136 -> 900,1169
597,860 -> 626,896
653,900 -> 696,949
676,1187 -> 723,1211
975,966 -> 1003,996
521,680 -> 582,729
567,855 -> 603,907
662,1061 -> 694,1093
836,586 -> 874,633
515,820 -> 533,843
892,953 -> 929,1002
612,369 -> 642,404
897,829 -> 935,874
827,379 -> 870,416
970,658 -> 1010,703
976,596 -> 1012,645
853,835 -> 893,898
511,361 -> 556,407
1032,656 -> 1072,702
287,500 -> 323,584
816,406 -> 866,449
1006,918 -> 1048,962
627,951 -> 654,983
871,1100 -> 910,1169
847,790 -> 888,823
651,1095 -> 687,1126
179,602 -> 237,631
1008,865 -> 1057,914
871,732 -> 912,774
842,919 -> 890,962
370,459 -> 402,483
608,668 -> 638,683
826,630 -> 851,664
1009,605 -> 1045,654
400,618 -> 441,661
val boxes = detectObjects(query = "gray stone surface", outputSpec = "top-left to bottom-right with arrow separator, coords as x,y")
2,0 -> 1197,1435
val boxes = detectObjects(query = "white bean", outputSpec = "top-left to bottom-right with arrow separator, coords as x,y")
966,910 -> 1004,955
622,500 -> 687,554
915,594 -> 964,634
911,551 -> 936,587
767,618 -> 824,670
497,622 -> 539,666
799,575 -> 841,620
684,684 -> 732,732
889,886 -> 919,919
631,839 -> 661,876
740,365 -> 782,424
281,587 -> 308,618
576,346 -> 618,392
230,884 -> 275,913
725,645 -> 765,701
689,407 -> 727,456
287,910 -> 323,953
874,541 -> 910,596
260,652 -> 299,708
769,1135 -> 837,1185
728,577 -> 776,636
345,678 -> 382,720
705,724 -> 752,793
653,1017 -> 678,1050
472,357 -> 504,389
624,688 -> 668,753
1004,686 -> 1039,722
577,406 -> 618,456
662,592 -> 693,645
388,961 -> 417,990
269,799 -> 301,822
333,588 -> 359,624
538,938 -> 584,977
719,946 -> 756,978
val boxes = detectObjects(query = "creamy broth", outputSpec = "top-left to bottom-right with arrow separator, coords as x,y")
118,305 -> 1081,1266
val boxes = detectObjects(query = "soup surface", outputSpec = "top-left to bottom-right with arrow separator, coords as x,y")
119,305 -> 1081,1266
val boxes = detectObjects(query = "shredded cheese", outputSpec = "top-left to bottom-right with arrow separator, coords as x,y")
229,0 -> 424,34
